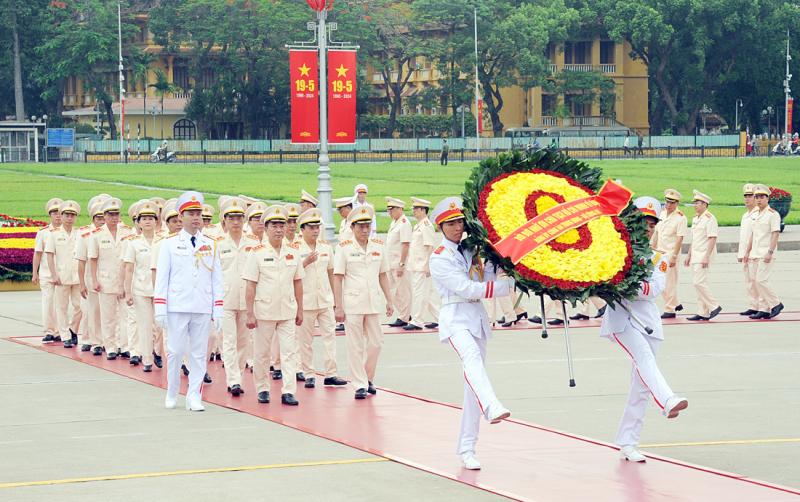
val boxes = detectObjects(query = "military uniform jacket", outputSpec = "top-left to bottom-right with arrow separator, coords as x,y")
87,224 -> 135,292
124,234 -> 155,297
34,224 -> 55,280
429,239 -> 511,343
738,208 -> 758,259
600,250 -> 668,341
333,238 -> 389,315
45,226 -> 80,285
749,207 -> 781,259
298,237 -> 334,311
153,229 -> 223,318
242,240 -> 305,321
654,209 -> 687,259
338,219 -> 354,242
690,211 -> 719,264
216,232 -> 260,311
387,216 -> 413,269
73,225 -> 97,288
408,217 -> 436,273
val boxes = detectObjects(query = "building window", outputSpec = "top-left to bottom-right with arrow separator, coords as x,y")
600,42 -> 615,64
574,42 -> 587,64
173,118 -> 196,140
564,42 -> 573,64
173,67 -> 190,91
201,68 -> 215,88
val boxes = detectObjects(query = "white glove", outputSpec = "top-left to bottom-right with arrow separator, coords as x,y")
212,317 -> 222,331
156,315 -> 169,329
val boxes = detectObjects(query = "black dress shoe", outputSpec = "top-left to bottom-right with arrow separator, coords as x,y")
281,393 -> 299,405
501,321 -> 515,327
258,391 -> 270,403
210,354 -> 215,362
595,306 -> 607,318
42,334 -> 55,343
63,340 -> 74,348
230,384 -> 243,396
335,324 -> 345,331
403,324 -> 422,330
204,372 -> 212,383
81,344 -> 91,351
107,352 -> 117,360
154,355 -> 163,368
272,370 -> 282,380
548,319 -> 565,325
130,356 -> 140,366
530,315 -> 542,324
269,365 -> 274,371
143,365 -> 152,372
661,312 -> 676,319
70,330 -> 78,345
686,315 -> 703,321
355,388 -> 367,399
769,302 -> 784,319
425,323 -> 439,329
675,304 -> 684,312
388,318 -> 408,327
569,314 -> 590,320
750,311 -> 769,319
709,306 -> 722,319
53,336 -> 62,342
516,312 -> 528,322
498,317 -> 506,324
367,382 -> 377,395
92,347 -> 103,356
119,351 -> 130,359
296,372 -> 306,382
740,309 -> 758,316
305,378 -> 316,388
182,364 -> 190,376
324,376 -> 348,386
216,353 -> 223,361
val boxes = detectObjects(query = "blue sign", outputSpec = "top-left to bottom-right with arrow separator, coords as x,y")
47,128 -> 74,147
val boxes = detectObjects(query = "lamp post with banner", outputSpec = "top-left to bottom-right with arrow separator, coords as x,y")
286,0 -> 359,242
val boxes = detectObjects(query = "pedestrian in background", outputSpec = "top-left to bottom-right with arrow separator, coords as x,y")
440,140 -> 449,165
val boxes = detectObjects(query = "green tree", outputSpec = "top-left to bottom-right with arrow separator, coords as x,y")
128,48 -> 159,138
148,68 -> 180,139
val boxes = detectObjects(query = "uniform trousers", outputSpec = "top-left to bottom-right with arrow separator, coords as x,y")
98,292 -> 121,352
691,263 -> 719,317
78,296 -> 88,342
133,295 -> 160,366
387,268 -> 412,322
749,258 -> 779,311
86,291 -> 102,348
662,259 -> 681,313
447,329 -> 498,455
612,326 -> 674,446
40,278 -> 58,336
542,296 -> 565,320
577,296 -> 606,317
344,313 -> 384,391
297,308 -> 338,378
409,271 -> 440,327
126,302 -> 139,357
54,284 -> 82,339
166,312 -> 211,403
246,330 -> 254,368
253,320 -> 298,395
484,297 -> 515,323
222,310 -> 249,388
742,259 -> 759,311
270,331 -> 282,372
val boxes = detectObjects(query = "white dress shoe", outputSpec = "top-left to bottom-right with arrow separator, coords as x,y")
619,445 -> 647,462
664,395 -> 688,419
165,396 -> 178,409
461,451 -> 481,470
186,400 -> 205,412
486,401 -> 511,424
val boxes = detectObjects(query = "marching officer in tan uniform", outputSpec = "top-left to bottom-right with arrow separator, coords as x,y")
352,184 -> 378,238
738,184 -> 760,316
405,197 -> 441,330
89,198 -> 135,358
124,200 -> 160,370
244,202 -> 267,370
243,205 -> 304,405
33,198 -> 62,342
215,198 -> 259,396
385,197 -> 413,327
744,184 -> 783,319
333,205 -> 394,399
201,203 -> 223,361
284,203 -> 302,244
296,208 -> 348,388
652,189 -> 687,318
270,202 -> 303,380
45,200 -> 82,348
118,204 -> 141,363
76,199 -> 106,352
299,190 -> 318,212
684,190 -> 721,321
334,197 -> 355,242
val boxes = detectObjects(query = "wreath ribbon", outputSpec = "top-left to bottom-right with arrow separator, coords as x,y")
492,179 -> 633,264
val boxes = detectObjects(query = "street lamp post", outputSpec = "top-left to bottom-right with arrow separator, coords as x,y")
43,114 -> 48,163
735,99 -> 743,132
700,104 -> 712,134
763,107 -> 773,137
456,105 -> 465,138
117,0 -> 125,162
785,31 -> 792,138
147,104 -> 159,146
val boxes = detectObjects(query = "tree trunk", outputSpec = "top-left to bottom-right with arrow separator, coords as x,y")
650,94 -> 666,135
104,100 -> 117,139
11,13 -> 25,121
450,60 -> 457,137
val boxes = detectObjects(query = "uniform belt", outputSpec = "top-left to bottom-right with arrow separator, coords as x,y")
441,295 -> 481,305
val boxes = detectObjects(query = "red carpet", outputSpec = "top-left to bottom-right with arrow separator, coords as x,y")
8,335 -> 800,502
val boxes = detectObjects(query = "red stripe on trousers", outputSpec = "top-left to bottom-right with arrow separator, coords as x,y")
448,338 -> 485,414
612,333 -> 664,409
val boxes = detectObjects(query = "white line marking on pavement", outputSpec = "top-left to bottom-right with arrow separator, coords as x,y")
0,440 -> 33,445
0,378 -> 128,387
72,433 -> 147,439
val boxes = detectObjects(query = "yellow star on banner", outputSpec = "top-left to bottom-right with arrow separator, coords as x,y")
335,64 -> 348,77
299,64 -> 311,77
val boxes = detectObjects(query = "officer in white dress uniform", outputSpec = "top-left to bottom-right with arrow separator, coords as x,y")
352,184 -> 377,238
601,196 -> 689,463
154,191 -> 223,411
428,197 -> 513,471
333,197 -> 355,242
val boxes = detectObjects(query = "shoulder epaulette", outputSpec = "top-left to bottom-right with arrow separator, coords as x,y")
433,245 -> 445,254
651,252 -> 662,264
370,238 -> 383,244
121,224 -> 132,230
287,242 -> 300,250
213,235 -> 225,241
92,227 -> 103,234
677,211 -> 684,217
246,233 -> 258,240
39,226 -> 49,232
705,212 -> 712,218
769,208 -> 777,213
253,243 -> 267,251
81,232 -> 92,238
205,224 -> 216,228
401,218 -> 407,223
79,225 -> 91,231
339,240 -> 352,247
319,239 -> 329,245
50,227 -> 58,232
166,232 -> 179,239
424,220 -> 430,226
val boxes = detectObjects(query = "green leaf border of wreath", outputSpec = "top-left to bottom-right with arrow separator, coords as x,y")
461,148 -> 653,308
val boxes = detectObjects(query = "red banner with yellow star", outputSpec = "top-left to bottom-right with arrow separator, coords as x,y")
290,50 -> 319,144
328,50 -> 357,144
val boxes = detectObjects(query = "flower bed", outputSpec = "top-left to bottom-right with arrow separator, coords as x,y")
0,215 -> 48,282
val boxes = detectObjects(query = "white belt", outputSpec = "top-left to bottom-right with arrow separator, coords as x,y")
441,295 -> 481,306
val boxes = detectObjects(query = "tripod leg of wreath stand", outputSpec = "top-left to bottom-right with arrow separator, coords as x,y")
539,294 -> 548,339
560,300 -> 576,387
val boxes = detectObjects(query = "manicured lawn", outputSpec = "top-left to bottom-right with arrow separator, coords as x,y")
3,156 -> 798,229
